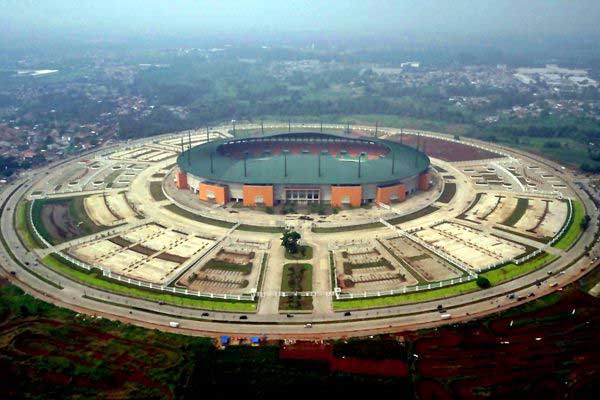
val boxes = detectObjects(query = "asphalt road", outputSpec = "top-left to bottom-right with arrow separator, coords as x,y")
0,128 -> 598,339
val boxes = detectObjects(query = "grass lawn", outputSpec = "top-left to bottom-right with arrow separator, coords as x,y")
42,254 -> 256,312
163,203 -> 235,229
237,224 -> 284,233
333,252 -> 558,311
279,263 -> 313,310
387,205 -> 440,225
69,196 -> 112,236
284,245 -> 313,260
202,259 -> 252,275
104,169 -> 123,188
458,193 -> 484,218
14,201 -> 42,249
333,280 -> 480,310
312,221 -> 384,233
553,201 -> 585,250
31,197 -> 112,245
484,252 -> 557,283
378,239 -> 427,283
149,181 -> 167,201
501,197 -> 529,226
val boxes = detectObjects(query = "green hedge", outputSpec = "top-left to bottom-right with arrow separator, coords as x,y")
553,201 -> 585,250
42,254 -> 256,312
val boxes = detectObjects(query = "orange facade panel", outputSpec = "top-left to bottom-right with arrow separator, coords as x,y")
331,186 -> 362,208
242,185 -> 274,207
376,183 -> 406,205
199,182 -> 228,205
175,170 -> 188,190
418,172 -> 430,191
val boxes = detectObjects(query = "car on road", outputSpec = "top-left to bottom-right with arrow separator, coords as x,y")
286,313 -> 294,318
304,323 -> 312,328
201,312 -> 210,317
239,315 -> 248,320
344,312 -> 352,317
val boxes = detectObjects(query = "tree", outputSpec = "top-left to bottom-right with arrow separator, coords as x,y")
281,229 -> 301,254
476,276 -> 491,289
581,215 -> 591,231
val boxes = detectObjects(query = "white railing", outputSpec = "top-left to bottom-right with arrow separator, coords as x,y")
546,198 -> 574,247
29,200 -> 256,301
165,221 -> 240,286
471,198 -> 573,271
46,248 -> 257,301
493,161 -> 526,192
28,199 -> 52,248
380,218 -> 477,278
335,274 -> 477,300
102,269 -> 255,301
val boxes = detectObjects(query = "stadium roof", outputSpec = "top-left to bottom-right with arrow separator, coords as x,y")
177,132 -> 430,186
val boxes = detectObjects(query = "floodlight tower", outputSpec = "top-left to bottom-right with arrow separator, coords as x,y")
358,153 -> 362,178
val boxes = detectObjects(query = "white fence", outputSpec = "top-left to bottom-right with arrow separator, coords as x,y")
380,219 -> 477,278
335,274 -> 477,300
29,199 -> 256,301
28,200 -> 52,249
102,269 -> 255,301
545,198 -> 574,248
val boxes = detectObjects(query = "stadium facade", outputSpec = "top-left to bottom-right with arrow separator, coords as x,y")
174,132 -> 431,207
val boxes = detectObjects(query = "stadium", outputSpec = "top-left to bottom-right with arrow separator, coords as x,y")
174,131 -> 432,207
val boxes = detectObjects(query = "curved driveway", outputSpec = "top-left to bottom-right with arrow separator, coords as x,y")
0,127 -> 598,339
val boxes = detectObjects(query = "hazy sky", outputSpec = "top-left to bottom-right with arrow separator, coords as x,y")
2,0 -> 600,39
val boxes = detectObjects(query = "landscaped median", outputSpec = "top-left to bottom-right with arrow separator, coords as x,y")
332,251 -> 558,311
41,253 -> 257,312
14,200 -> 43,249
279,263 -> 313,311
30,197 -> 113,246
553,200 -> 586,250
311,221 -> 384,234
164,203 -> 284,233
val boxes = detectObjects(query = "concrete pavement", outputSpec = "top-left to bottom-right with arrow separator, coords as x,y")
0,123 -> 598,339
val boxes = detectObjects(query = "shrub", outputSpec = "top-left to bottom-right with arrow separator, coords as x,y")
581,214 -> 591,231
476,276 -> 491,289
282,203 -> 296,215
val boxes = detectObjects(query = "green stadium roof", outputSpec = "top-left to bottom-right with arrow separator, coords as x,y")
177,132 -> 430,186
